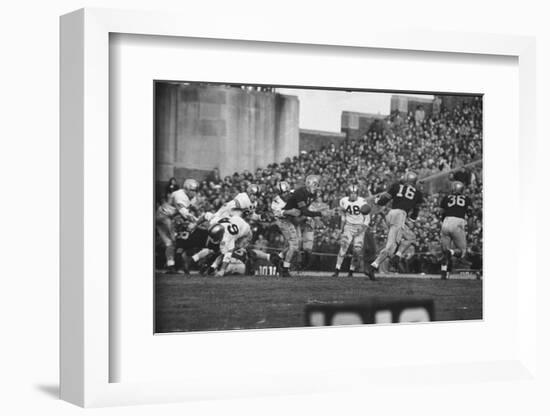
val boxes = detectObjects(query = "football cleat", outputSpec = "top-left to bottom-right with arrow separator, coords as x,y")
445,249 -> 453,271
181,253 -> 193,274
331,269 -> 340,278
270,253 -> 283,269
365,264 -> 377,281
441,270 -> 449,280
347,270 -> 354,278
280,268 -> 292,278
389,255 -> 401,271
164,265 -> 177,274
198,262 -> 210,276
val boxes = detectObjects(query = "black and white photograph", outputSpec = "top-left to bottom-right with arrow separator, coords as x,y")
154,81 -> 483,333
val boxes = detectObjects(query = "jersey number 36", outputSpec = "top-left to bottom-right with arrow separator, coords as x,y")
448,195 -> 466,207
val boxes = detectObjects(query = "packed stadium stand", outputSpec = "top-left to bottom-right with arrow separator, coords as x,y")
157,96 -> 482,274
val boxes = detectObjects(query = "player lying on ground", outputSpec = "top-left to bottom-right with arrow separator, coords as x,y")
175,219 -> 224,275
332,184 -> 371,278
181,211 -> 280,277
275,175 -> 331,277
206,247 -> 282,277
438,180 -> 473,280
155,178 -> 199,272
366,171 -> 423,280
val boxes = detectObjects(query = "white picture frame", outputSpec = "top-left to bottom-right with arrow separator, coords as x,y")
60,7 -> 538,408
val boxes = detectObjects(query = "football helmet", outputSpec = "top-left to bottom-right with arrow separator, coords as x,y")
402,171 -> 418,186
277,181 -> 291,194
348,184 -> 359,201
207,223 -> 225,244
246,184 -> 260,196
183,178 -> 199,192
305,175 -> 321,193
450,181 -> 465,195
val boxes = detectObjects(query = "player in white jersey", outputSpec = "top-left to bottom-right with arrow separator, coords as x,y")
209,184 -> 260,224
332,184 -> 371,277
208,214 -> 280,277
155,178 -> 199,271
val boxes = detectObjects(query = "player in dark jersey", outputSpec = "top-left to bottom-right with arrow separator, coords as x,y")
277,175 -> 330,277
178,223 -> 224,276
366,171 -> 423,280
439,181 -> 473,279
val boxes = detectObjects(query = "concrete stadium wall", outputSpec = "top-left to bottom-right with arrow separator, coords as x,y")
299,129 -> 346,152
390,95 -> 434,116
155,83 -> 300,182
341,111 -> 387,140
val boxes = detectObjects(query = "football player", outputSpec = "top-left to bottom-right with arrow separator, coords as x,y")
333,184 -> 370,277
438,181 -> 473,279
277,175 -> 330,277
388,222 -> 416,272
270,181 -> 297,270
180,222 -> 225,275
209,184 -> 260,223
155,178 -> 199,272
208,246 -> 282,276
296,217 -> 316,271
208,214 -> 280,277
271,181 -> 292,219
366,171 -> 423,280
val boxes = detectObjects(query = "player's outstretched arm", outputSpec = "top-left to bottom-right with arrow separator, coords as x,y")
374,192 -> 392,206
283,208 -> 301,217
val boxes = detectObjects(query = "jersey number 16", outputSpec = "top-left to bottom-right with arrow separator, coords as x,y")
396,185 -> 416,200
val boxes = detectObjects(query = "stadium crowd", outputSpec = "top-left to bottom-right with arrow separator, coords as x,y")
160,97 -> 483,273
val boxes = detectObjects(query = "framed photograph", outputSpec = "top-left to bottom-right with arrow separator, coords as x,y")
152,81 -> 483,334
60,8 -> 537,408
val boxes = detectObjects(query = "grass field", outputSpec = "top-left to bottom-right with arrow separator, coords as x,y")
154,273 -> 482,333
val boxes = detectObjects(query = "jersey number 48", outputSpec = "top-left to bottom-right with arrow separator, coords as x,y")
345,205 -> 361,215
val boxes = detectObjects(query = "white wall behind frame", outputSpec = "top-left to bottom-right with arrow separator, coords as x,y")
1,0 -> 547,414
110,33 -> 519,383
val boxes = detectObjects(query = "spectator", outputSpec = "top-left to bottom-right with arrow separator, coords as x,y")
164,98 -> 483,271
165,177 -> 179,196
